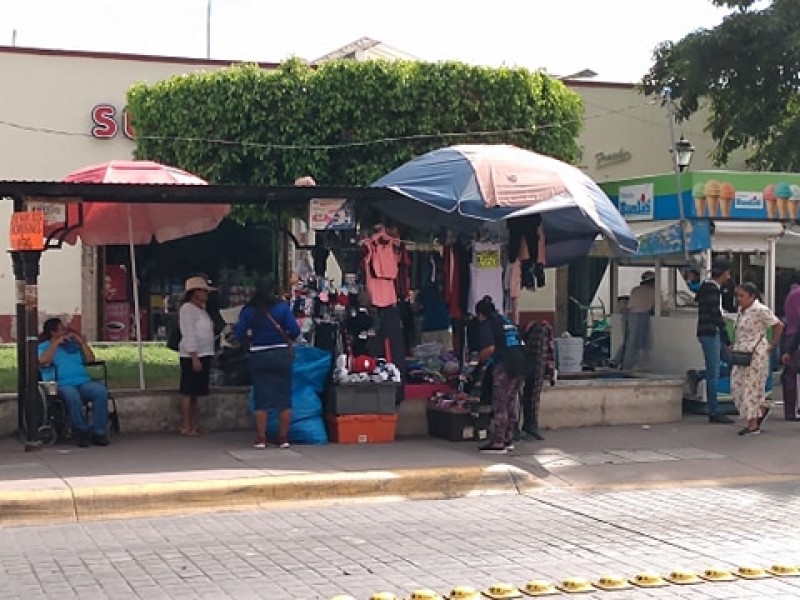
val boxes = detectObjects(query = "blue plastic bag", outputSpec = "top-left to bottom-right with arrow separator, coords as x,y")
247,345 -> 331,445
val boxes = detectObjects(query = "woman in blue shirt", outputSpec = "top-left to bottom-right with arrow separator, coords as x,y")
234,279 -> 300,449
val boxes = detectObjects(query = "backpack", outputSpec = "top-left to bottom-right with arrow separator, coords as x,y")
166,321 -> 181,351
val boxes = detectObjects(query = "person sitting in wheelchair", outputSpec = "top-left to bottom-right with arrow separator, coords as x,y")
38,318 -> 110,447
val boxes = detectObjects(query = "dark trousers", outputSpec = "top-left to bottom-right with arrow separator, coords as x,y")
781,333 -> 800,421
521,360 -> 546,431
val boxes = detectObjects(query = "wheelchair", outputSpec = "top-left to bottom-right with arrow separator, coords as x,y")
25,361 -> 120,446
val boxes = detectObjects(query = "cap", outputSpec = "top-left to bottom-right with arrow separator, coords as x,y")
640,270 -> 655,283
711,260 -> 731,277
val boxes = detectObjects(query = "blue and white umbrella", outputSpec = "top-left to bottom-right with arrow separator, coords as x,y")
371,144 -> 637,266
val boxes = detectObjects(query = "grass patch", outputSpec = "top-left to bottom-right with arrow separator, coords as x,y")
0,343 -> 180,393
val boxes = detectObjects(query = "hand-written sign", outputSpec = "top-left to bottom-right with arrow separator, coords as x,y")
9,211 -> 45,251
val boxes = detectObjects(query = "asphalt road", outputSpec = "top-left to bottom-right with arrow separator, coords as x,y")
3,484 -> 800,599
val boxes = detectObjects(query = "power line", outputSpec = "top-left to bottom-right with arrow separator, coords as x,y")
0,99 -> 658,150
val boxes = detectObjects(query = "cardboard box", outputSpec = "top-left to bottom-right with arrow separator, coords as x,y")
326,414 -> 398,444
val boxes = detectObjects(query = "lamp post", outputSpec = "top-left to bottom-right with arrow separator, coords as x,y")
662,87 -> 695,260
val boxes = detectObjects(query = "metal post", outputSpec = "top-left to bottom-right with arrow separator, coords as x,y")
10,251 -> 25,434
21,250 -> 42,451
206,0 -> 211,59
663,87 -> 690,261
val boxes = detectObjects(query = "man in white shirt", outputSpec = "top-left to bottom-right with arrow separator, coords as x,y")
621,271 -> 656,370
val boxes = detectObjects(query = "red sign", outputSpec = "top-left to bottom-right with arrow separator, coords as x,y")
91,104 -> 135,139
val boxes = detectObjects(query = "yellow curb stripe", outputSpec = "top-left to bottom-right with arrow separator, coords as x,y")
0,464 -> 543,524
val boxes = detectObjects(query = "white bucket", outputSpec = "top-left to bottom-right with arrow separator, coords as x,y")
555,337 -> 584,374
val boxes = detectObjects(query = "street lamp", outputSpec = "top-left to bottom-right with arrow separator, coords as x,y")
673,136 -> 695,172
662,87 -> 690,259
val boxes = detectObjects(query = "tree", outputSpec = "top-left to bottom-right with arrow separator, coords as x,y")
642,0 -> 800,171
127,58 -> 583,223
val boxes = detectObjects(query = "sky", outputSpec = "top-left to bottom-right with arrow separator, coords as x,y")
0,0 -> 737,82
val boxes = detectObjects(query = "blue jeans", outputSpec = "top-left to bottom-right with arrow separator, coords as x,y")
698,334 -> 727,417
58,381 -> 109,435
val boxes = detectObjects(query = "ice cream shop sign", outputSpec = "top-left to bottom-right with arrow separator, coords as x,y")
603,172 -> 800,224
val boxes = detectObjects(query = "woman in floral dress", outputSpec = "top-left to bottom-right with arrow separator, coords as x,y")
731,283 -> 784,435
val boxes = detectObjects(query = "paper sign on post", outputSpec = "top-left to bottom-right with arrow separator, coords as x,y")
9,211 -> 45,251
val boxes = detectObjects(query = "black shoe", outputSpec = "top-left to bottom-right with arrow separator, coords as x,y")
77,432 -> 92,448
522,426 -> 545,441
757,406 -> 772,429
738,427 -> 761,436
92,434 -> 110,447
478,444 -> 508,454
709,414 -> 734,424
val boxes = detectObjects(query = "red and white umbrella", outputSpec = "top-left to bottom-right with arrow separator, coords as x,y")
62,160 -> 230,388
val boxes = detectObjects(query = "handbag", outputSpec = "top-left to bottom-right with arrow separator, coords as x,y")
729,313 -> 764,367
266,311 -> 295,359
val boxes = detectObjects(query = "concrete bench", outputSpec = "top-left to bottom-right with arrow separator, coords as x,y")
0,374 -> 684,438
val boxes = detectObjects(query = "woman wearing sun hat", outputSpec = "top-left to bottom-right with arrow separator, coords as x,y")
178,275 -> 216,436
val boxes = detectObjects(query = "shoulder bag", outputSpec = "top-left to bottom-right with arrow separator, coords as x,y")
729,314 -> 764,367
265,311 -> 295,359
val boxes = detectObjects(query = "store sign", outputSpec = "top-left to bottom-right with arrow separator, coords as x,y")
9,211 -> 45,251
309,198 -> 355,231
618,183 -> 654,221
596,148 -> 632,169
91,104 -> 135,139
734,191 -> 764,210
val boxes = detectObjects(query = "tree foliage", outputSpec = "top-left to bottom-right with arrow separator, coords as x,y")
127,59 -> 583,224
641,0 -> 800,171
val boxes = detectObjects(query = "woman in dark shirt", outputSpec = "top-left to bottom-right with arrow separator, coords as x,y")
234,279 -> 300,449
475,297 -> 525,454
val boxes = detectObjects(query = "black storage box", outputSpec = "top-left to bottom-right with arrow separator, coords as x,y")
426,407 -> 491,442
330,382 -> 400,415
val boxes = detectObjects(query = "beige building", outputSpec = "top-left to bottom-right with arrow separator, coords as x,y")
0,44 -> 737,339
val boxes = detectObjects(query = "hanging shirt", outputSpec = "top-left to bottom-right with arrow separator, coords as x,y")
364,232 -> 400,308
468,241 -> 504,313
443,243 -> 462,320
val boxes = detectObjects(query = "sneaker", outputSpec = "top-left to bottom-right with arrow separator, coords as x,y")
91,434 -> 110,447
253,438 -> 266,449
478,444 -> 508,454
709,414 -> 735,424
278,442 -> 291,450
757,406 -> 772,429
77,432 -> 92,448
505,444 -> 515,451
738,427 -> 761,436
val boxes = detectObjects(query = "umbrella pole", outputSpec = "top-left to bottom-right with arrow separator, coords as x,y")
127,209 -> 146,390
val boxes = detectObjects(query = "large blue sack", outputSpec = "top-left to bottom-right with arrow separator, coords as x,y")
248,345 -> 331,445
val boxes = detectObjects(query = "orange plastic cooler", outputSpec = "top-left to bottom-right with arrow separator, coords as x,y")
326,414 -> 398,444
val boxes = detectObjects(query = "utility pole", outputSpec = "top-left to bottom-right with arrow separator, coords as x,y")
206,0 -> 211,59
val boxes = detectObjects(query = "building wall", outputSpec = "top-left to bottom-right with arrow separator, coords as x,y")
0,47 -> 740,337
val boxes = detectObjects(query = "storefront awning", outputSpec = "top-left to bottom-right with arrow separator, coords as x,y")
712,221 -> 783,253
590,219 -> 711,263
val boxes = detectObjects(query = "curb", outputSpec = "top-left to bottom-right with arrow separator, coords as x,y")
0,464 -> 542,525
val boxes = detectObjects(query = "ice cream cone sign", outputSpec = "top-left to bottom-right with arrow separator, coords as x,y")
776,182 -> 792,220
719,182 -> 735,218
764,184 -> 777,219
790,185 -> 800,221
692,182 -> 706,217
704,180 -> 721,217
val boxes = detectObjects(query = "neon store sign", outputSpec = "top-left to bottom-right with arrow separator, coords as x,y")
91,104 -> 135,140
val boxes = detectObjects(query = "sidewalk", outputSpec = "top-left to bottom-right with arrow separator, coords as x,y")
2,413 -> 799,526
